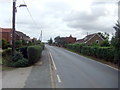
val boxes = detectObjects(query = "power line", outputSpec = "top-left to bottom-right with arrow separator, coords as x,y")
22,0 -> 43,40
22,0 -> 37,25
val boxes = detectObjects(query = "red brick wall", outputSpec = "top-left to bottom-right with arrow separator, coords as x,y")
2,32 -> 12,43
65,37 -> 76,43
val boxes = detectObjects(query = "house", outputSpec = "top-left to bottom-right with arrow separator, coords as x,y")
54,35 -> 76,47
65,35 -> 76,43
76,33 -> 105,45
0,28 -> 31,44
0,28 -> 12,44
15,31 -> 31,42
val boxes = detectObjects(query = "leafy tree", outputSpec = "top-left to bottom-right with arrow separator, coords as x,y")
98,32 -> 109,40
113,21 -> 120,64
1,39 -> 9,49
54,36 -> 67,47
100,40 -> 110,47
48,38 -> 53,45
111,35 -> 117,47
113,21 -> 120,48
15,40 -> 22,48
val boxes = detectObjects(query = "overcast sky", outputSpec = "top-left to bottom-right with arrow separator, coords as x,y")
0,0 -> 119,42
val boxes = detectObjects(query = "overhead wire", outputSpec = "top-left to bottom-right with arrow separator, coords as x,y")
22,0 -> 43,41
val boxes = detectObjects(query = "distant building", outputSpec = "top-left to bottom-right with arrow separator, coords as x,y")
76,33 -> 105,45
0,28 -> 31,44
65,35 -> 76,43
0,28 -> 12,44
15,31 -> 31,42
32,37 -> 37,43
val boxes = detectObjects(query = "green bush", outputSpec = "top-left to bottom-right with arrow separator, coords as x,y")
100,40 -> 110,47
10,52 -> 29,67
1,39 -> 9,49
39,43 -> 45,50
66,44 -> 115,63
27,45 -> 43,65
15,40 -> 22,48
19,46 -> 28,59
2,48 -> 12,65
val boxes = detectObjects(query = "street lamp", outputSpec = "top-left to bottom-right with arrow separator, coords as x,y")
12,0 -> 27,56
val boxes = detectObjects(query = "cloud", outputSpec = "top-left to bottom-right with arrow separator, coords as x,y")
63,1 -> 118,35
0,0 -> 118,41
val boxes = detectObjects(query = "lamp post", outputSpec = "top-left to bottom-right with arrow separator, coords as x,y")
12,0 -> 16,56
12,0 -> 27,56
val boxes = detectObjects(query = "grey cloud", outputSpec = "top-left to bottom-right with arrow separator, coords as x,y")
63,2 -> 117,33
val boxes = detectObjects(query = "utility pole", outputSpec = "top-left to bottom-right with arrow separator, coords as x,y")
41,30 -> 42,42
12,0 -> 16,56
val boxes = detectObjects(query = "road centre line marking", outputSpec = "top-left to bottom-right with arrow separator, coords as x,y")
49,52 -> 57,71
57,74 -> 61,83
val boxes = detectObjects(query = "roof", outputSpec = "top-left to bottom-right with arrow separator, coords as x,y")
0,28 -> 12,33
77,33 -> 104,43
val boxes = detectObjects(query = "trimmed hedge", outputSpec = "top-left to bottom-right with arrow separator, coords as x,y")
66,44 -> 116,63
2,44 -> 44,67
27,45 -> 43,65
19,46 -> 28,59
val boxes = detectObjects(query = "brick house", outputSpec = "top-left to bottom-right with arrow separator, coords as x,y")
76,33 -> 105,45
0,28 -> 12,44
65,35 -> 76,43
0,28 -> 31,44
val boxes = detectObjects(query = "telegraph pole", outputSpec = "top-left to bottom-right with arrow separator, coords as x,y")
41,30 -> 42,42
12,0 -> 16,56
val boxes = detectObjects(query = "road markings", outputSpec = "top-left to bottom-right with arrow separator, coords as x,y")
49,51 -> 62,83
49,52 -> 57,70
57,74 -> 61,83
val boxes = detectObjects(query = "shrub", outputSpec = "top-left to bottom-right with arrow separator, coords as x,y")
40,43 -> 45,50
10,52 -> 29,67
27,45 -> 43,65
2,48 -> 12,65
15,40 -> 22,48
100,40 -> 110,47
66,44 -> 115,63
1,39 -> 9,49
19,46 -> 28,59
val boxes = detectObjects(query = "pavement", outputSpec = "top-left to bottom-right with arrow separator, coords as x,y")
47,45 -> 119,88
2,47 -> 51,88
24,47 -> 51,88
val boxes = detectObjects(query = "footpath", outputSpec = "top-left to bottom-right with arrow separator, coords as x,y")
2,48 -> 51,88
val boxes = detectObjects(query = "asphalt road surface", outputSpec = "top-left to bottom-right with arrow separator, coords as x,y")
46,45 -> 118,88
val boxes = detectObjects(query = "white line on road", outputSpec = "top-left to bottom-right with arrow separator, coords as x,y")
57,74 -> 61,83
89,58 -> 120,71
49,52 -> 57,70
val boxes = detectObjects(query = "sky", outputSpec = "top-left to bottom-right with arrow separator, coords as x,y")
0,0 -> 119,42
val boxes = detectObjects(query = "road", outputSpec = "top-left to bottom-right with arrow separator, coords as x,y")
46,45 -> 118,88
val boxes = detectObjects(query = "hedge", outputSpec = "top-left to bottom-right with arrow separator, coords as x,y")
27,45 -> 43,65
66,44 -> 116,63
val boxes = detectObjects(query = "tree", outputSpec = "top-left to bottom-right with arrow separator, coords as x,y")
54,36 -> 67,47
1,39 -> 9,49
100,40 -> 110,47
15,40 -> 22,48
48,38 -> 53,45
113,21 -> 120,64
98,32 -> 109,40
113,21 -> 120,48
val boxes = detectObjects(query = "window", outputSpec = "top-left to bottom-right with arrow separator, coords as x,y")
96,40 -> 99,44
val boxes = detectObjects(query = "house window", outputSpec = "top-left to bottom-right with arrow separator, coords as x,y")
11,33 -> 12,37
96,40 -> 99,44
